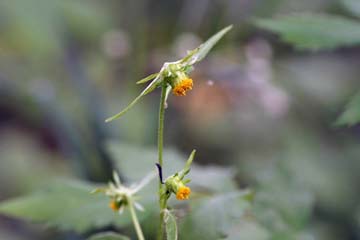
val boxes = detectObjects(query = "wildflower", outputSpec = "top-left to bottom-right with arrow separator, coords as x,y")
109,199 -> 119,211
105,25 -> 233,122
165,174 -> 192,201
172,72 -> 193,96
162,150 -> 195,201
176,186 -> 191,200
92,171 -> 155,214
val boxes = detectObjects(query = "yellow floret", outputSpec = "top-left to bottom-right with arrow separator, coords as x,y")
172,78 -> 193,96
109,200 -> 120,211
176,186 -> 191,200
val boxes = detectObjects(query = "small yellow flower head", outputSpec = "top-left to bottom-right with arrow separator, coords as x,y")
172,78 -> 193,96
109,199 -> 120,211
165,175 -> 192,201
176,186 -> 191,200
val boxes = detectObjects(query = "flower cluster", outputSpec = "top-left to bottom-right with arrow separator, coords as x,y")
176,186 -> 191,200
160,150 -> 195,201
172,72 -> 193,96
105,25 -> 232,123
92,171 -> 155,214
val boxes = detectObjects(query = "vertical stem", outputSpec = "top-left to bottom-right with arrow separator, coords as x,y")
158,84 -> 166,173
157,82 -> 167,240
128,199 -> 145,240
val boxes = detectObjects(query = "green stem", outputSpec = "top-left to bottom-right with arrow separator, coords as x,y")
128,199 -> 145,240
157,82 -> 167,240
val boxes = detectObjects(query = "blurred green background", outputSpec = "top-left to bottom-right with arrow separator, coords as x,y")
1,0 -> 360,239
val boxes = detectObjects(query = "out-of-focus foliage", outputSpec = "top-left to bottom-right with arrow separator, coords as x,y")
0,143 -> 253,239
342,0 -> 360,17
0,180 -> 147,233
87,232 -> 130,240
181,191 -> 252,239
0,0 -> 111,57
255,11 -> 360,125
336,91 -> 360,126
255,13 -> 360,50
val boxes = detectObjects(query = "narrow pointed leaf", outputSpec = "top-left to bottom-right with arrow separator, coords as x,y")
179,150 -> 196,179
141,74 -> 163,95
105,94 -> 144,122
88,232 -> 130,240
136,72 -> 159,84
105,75 -> 164,122
164,209 -> 178,240
181,25 -> 233,65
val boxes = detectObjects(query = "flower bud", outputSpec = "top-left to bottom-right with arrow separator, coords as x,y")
165,175 -> 191,201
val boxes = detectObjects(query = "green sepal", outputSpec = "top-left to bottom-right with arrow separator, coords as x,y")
136,72 -> 160,84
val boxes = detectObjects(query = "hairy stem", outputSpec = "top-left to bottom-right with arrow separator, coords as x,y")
128,199 -> 145,240
157,82 -> 167,240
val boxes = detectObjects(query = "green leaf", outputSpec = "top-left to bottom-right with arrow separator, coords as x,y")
0,179 -> 151,233
107,142 -> 238,192
88,232 -> 130,240
336,92 -> 360,126
181,25 -> 233,65
164,209 -> 178,240
0,0 -> 112,57
180,191 -> 252,239
136,72 -> 160,84
223,221 -> 269,240
255,13 -> 360,50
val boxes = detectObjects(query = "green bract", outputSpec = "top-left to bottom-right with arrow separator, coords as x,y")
105,25 -> 233,122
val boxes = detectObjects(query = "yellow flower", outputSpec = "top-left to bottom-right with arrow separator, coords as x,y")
93,172 -> 155,214
172,78 -> 193,96
109,200 -> 120,211
176,186 -> 191,200
105,25 -> 232,122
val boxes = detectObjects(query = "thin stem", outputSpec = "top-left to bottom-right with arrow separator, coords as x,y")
158,82 -> 166,168
157,82 -> 167,240
128,199 -> 145,240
